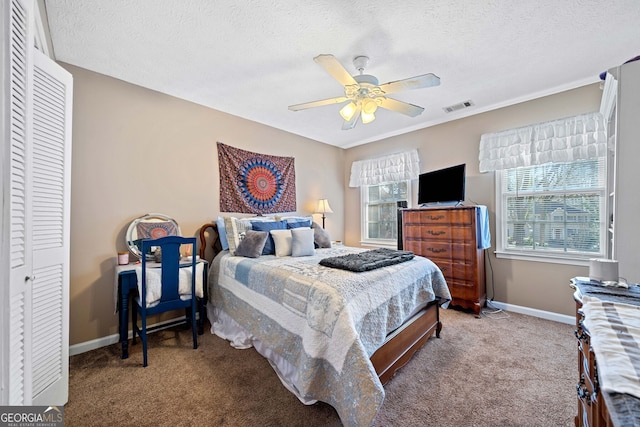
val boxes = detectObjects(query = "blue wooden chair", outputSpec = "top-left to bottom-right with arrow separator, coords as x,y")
132,236 -> 198,367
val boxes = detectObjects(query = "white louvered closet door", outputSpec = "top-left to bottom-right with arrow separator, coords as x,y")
29,48 -> 72,406
1,0 -> 72,406
4,0 -> 34,406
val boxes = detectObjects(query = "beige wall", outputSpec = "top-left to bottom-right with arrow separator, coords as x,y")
344,83 -> 604,316
64,64 -> 345,345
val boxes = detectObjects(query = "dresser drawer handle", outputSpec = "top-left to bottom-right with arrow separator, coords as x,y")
427,248 -> 447,254
427,230 -> 446,236
426,215 -> 445,221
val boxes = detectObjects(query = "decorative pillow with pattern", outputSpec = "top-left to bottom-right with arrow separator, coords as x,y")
223,217 -> 254,256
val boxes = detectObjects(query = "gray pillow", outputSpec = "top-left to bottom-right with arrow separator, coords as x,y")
291,228 -> 316,257
311,221 -> 332,248
234,230 -> 268,258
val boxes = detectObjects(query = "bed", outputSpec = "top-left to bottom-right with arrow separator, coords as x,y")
198,222 -> 451,427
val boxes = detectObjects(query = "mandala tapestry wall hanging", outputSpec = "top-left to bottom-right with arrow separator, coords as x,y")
217,142 -> 297,214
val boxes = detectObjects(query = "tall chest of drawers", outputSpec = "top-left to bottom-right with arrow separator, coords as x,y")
402,206 -> 486,315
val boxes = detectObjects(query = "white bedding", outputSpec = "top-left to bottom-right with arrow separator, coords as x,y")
134,262 -> 204,308
207,246 -> 450,427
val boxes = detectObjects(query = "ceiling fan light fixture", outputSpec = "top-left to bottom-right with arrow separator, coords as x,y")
289,54 -> 440,130
362,98 -> 378,115
340,102 -> 358,121
361,110 -> 376,124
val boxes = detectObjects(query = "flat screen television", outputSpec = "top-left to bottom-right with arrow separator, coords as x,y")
417,163 -> 466,206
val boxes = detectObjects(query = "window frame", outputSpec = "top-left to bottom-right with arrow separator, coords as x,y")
360,180 -> 411,248
494,159 -> 608,266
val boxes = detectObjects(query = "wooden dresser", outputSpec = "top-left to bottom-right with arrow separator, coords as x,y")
571,279 -> 640,427
401,206 -> 486,315
573,294 -> 613,427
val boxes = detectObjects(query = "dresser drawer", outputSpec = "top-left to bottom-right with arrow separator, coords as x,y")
447,278 -> 482,301
430,260 -> 477,282
403,208 -> 474,227
404,240 -> 477,262
404,224 -> 474,242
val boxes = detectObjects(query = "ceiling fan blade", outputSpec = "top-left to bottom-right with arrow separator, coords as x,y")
377,73 -> 440,95
288,96 -> 349,111
379,97 -> 425,117
314,54 -> 358,87
342,104 -> 361,130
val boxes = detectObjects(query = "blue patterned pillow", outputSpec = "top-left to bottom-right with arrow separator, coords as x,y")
250,220 -> 287,255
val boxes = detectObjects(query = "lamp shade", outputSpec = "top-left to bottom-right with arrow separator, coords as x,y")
316,199 -> 333,214
339,102 -> 357,121
361,110 -> 376,124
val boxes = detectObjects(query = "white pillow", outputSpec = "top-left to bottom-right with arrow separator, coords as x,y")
291,228 -> 315,257
270,229 -> 293,257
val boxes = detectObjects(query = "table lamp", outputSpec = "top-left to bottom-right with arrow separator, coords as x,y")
315,199 -> 333,229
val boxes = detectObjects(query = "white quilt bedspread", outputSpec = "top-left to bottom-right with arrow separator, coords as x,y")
209,246 -> 450,427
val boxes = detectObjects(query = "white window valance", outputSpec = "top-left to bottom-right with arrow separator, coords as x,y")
478,112 -> 607,173
349,149 -> 420,187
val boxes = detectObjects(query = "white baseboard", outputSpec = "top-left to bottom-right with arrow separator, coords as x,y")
487,300 -> 574,325
69,315 -> 192,356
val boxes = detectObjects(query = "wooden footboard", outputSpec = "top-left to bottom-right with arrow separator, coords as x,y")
370,300 -> 441,385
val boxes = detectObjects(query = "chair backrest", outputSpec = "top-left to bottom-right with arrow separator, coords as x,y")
140,236 -> 196,308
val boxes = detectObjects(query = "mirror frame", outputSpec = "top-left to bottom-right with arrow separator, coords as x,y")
126,213 -> 181,259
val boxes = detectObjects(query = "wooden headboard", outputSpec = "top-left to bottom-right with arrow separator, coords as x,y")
198,223 -> 223,265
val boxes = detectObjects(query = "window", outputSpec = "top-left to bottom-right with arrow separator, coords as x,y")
361,181 -> 409,246
495,158 -> 607,263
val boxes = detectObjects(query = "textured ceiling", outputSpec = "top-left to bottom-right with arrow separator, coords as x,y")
44,0 -> 640,148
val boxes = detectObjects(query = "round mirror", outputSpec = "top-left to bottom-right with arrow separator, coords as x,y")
126,213 -> 181,259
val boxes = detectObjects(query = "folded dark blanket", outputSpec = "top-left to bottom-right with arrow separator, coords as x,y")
319,248 -> 415,272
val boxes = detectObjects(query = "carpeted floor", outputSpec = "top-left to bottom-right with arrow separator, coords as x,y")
65,308 -> 576,426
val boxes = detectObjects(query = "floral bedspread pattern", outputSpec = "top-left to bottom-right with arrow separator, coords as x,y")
210,246 -> 450,427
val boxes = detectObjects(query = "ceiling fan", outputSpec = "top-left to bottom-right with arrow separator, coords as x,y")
288,54 -> 440,130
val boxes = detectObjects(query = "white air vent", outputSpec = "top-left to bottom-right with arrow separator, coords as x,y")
443,100 -> 474,113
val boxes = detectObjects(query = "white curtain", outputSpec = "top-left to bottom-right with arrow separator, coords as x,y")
349,149 -> 420,187
478,112 -> 607,173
